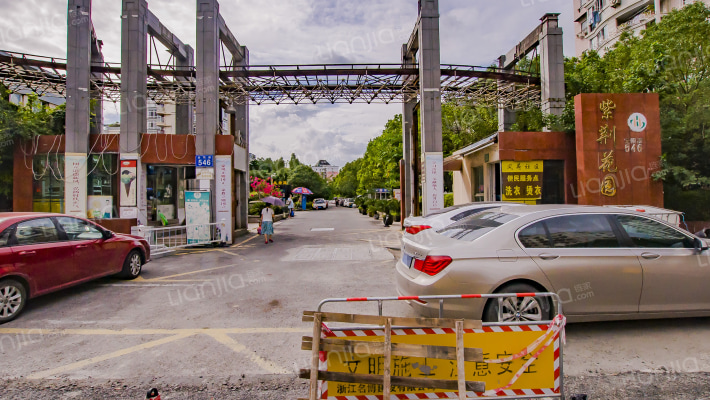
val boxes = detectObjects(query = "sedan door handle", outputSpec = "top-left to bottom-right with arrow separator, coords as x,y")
538,253 -> 560,261
18,250 -> 36,256
641,252 -> 661,260
75,244 -> 89,249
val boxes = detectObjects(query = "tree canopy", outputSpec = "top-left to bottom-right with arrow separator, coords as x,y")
288,164 -> 330,199
564,2 -> 710,189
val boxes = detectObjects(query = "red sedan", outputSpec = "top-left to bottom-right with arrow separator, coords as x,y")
0,213 -> 150,323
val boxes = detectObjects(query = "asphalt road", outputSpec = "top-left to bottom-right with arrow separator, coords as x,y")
2,205 -> 710,399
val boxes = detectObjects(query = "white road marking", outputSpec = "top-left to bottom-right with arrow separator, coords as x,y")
310,228 -> 335,231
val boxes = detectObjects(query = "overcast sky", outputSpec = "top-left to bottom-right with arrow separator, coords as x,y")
0,0 -> 574,167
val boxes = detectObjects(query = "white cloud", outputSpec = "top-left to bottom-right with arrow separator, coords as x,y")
0,0 -> 575,166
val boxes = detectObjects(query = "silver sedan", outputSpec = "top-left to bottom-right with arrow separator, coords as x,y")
396,205 -> 710,323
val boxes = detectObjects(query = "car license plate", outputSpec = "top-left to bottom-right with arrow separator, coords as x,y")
402,253 -> 413,268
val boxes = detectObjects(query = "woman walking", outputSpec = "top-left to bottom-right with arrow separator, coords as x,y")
260,203 -> 275,244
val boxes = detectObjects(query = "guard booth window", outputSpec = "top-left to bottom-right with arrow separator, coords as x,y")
542,160 -> 565,204
473,166 -> 484,202
32,155 -> 65,213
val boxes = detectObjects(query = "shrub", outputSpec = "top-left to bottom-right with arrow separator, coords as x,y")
248,202 -> 267,216
387,199 -> 401,215
444,193 -> 454,208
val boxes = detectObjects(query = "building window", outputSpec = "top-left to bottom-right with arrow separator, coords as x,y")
32,155 -> 65,213
147,166 -> 178,224
473,166 -> 484,202
87,155 -> 118,218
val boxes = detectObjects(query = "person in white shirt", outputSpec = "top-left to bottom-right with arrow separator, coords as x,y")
260,203 -> 275,244
286,197 -> 294,218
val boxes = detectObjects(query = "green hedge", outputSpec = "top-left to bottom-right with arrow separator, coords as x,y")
664,186 -> 710,221
444,193 -> 454,208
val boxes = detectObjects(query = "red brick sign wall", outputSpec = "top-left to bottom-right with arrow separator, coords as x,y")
574,93 -> 663,207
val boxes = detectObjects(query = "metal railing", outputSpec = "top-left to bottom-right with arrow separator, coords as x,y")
131,221 -> 227,255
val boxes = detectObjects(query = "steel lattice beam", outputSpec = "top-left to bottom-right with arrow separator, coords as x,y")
0,50 -> 541,108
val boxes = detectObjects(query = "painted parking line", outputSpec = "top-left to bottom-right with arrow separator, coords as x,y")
0,327 -> 310,336
206,332 -> 290,374
3,326 -> 306,378
27,333 -> 195,379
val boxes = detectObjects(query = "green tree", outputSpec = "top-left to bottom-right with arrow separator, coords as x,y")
331,158 -> 361,197
357,115 -> 403,194
565,3 -> 710,189
288,153 -> 301,170
0,86 -> 65,204
288,164 -> 330,199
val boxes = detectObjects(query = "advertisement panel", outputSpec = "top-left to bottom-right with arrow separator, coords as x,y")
65,154 -> 87,217
215,156 -> 233,243
185,191 -> 211,244
119,160 -> 138,207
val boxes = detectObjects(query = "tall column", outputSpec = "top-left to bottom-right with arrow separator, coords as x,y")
401,44 -> 416,218
90,36 -> 104,135
196,0 -> 220,156
120,0 -> 148,223
65,0 -> 92,217
233,47 -> 250,231
120,0 -> 147,152
497,56 -> 517,132
539,13 -> 565,130
175,45 -> 194,135
418,0 -> 444,215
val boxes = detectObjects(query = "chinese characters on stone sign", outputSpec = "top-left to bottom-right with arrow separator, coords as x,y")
598,99 -> 618,197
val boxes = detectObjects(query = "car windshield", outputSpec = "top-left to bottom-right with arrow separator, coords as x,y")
437,211 -> 519,241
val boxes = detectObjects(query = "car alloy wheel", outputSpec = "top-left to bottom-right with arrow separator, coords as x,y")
482,283 -> 552,323
0,280 -> 27,323
498,296 -> 543,322
119,250 -> 143,279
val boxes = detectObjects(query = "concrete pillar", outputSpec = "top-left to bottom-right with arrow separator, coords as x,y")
401,44 -> 416,218
233,47 -> 249,231
196,0 -> 220,156
66,0 -> 91,152
90,38 -> 104,135
175,45 -> 194,135
120,0 -> 148,152
497,56 -> 517,132
539,13 -> 565,129
654,0 -> 662,23
65,0 -> 92,217
418,0 -> 444,215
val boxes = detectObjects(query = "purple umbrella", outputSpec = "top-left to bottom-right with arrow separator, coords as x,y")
260,196 -> 285,206
291,187 -> 313,195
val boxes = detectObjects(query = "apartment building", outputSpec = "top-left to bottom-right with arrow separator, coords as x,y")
574,0 -> 710,56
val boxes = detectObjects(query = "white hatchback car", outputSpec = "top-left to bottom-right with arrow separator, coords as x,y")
313,198 -> 328,210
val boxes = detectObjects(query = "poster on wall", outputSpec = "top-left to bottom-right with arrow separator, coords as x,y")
215,156 -> 233,243
501,161 -> 543,202
424,153 -> 444,214
119,160 -> 137,207
185,191 -> 211,244
88,196 -> 113,219
65,154 -> 87,217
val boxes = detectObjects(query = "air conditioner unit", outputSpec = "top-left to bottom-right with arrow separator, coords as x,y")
611,0 -> 621,8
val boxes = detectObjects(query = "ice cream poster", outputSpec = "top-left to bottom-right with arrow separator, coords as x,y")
120,160 -> 137,207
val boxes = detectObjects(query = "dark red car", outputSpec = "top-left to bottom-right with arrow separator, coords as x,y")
0,213 -> 150,323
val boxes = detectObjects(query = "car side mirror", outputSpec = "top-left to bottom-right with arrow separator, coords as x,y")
102,230 -> 114,240
694,237 -> 709,252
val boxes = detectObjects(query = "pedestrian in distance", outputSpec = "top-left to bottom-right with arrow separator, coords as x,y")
286,196 -> 295,218
260,203 -> 275,244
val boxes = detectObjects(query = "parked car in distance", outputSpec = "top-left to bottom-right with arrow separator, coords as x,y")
0,213 -> 151,323
343,198 -> 354,208
396,205 -> 710,324
313,198 -> 328,210
402,201 -> 526,236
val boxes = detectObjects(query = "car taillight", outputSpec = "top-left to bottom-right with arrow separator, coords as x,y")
412,255 -> 453,276
405,225 -> 432,235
